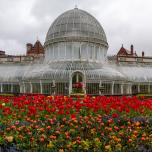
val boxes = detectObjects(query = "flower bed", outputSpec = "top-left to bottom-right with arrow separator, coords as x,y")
72,82 -> 84,94
0,95 -> 152,151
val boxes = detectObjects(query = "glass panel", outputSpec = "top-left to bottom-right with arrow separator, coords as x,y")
114,84 -> 121,94
58,43 -> 65,59
12,85 -> 20,93
42,83 -> 51,95
60,24 -> 66,32
97,46 -> 103,60
66,43 -> 72,59
49,46 -> 53,60
99,83 -> 111,95
140,85 -> 148,93
25,83 -> 31,93
67,23 -> 73,32
54,44 -> 58,60
132,85 -> 138,94
32,83 -> 41,93
88,44 -> 93,59
95,46 -> 99,60
73,42 -> 80,60
56,83 -> 67,95
81,43 -> 87,59
123,84 -> 128,94
3,84 -> 11,93
86,83 -> 99,95
91,45 -> 94,60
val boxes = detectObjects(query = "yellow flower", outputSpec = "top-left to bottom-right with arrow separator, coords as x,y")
2,103 -> 5,106
115,143 -> 122,150
105,145 -> 112,151
5,136 -> 13,142
72,141 -> 76,145
94,138 -> 100,142
81,140 -> 90,150
94,138 -> 101,147
142,133 -> 146,137
47,141 -> 54,149
91,128 -> 96,134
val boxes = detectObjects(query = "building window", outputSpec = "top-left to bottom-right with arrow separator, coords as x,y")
114,84 -> 121,94
42,83 -> 51,95
95,46 -> 99,60
25,83 -> 31,93
140,85 -> 148,94
119,57 -> 126,61
56,83 -> 68,95
132,85 -> 138,94
99,83 -> 111,95
73,42 -> 80,60
66,43 -> 72,59
32,83 -> 41,93
54,44 -> 58,59
3,84 -> 11,93
81,43 -> 87,60
58,43 -> 65,59
86,83 -> 99,95
12,84 -> 20,93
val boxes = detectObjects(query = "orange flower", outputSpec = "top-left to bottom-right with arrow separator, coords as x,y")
128,139 -> 133,143
5,136 -> 14,142
66,144 -> 71,149
141,137 -> 146,141
58,149 -> 64,152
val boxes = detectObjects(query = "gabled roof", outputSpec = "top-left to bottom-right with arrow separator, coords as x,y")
117,45 -> 137,57
27,40 -> 44,55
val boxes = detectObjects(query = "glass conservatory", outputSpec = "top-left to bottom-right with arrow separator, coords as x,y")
0,7 -> 152,96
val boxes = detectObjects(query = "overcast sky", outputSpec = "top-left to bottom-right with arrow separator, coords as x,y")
0,0 -> 152,56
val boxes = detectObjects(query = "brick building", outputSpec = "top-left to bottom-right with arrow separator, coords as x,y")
0,40 -> 44,63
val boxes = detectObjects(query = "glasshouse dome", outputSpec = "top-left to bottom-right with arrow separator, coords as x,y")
0,8 -> 152,96
44,8 -> 108,63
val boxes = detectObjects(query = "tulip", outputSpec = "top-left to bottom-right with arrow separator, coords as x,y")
105,145 -> 112,151
47,141 -> 54,149
5,136 -> 14,142
46,126 -> 51,130
39,137 -> 45,143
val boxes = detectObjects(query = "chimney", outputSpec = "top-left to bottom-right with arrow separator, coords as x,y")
131,45 -> 134,55
142,51 -> 144,57
26,43 -> 33,54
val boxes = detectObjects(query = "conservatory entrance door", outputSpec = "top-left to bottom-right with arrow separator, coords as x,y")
72,72 -> 83,84
70,71 -> 85,95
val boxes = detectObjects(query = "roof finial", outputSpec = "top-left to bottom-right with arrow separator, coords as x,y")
122,44 -> 123,48
75,5 -> 78,9
37,35 -> 39,41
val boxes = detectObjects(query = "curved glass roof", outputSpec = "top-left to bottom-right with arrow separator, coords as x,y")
118,65 -> 152,82
23,62 -> 125,81
0,65 -> 31,82
45,8 -> 108,47
1,63 -> 152,83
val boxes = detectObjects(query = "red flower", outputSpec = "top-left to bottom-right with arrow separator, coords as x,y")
3,107 -> 11,115
71,114 -> 76,119
112,113 -> 119,118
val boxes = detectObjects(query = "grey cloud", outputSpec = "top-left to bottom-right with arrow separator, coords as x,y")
0,0 -> 152,56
